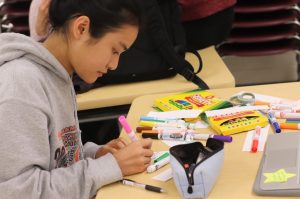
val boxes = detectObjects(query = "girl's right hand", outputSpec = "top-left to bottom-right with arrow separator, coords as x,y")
112,138 -> 153,176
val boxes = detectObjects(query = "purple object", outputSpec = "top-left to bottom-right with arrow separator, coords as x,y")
211,135 -> 233,143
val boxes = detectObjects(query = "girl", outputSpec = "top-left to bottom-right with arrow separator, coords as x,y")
0,0 -> 153,198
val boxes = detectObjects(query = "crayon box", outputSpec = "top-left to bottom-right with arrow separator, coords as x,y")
154,89 -> 232,112
206,110 -> 269,135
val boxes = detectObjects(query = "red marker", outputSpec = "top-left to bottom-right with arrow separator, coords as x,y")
251,126 -> 261,153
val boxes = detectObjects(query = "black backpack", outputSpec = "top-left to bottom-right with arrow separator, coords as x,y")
73,0 -> 209,94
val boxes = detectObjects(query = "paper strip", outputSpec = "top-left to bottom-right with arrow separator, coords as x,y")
152,168 -> 173,182
242,125 -> 270,152
147,110 -> 202,119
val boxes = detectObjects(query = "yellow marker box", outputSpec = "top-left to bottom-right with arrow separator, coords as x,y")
207,110 -> 269,135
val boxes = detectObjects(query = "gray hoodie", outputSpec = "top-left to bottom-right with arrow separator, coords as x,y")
0,33 -> 122,199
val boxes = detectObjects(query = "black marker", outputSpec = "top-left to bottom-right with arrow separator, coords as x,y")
120,179 -> 165,193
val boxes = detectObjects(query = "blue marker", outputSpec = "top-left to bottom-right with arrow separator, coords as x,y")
268,112 -> 281,133
140,116 -> 183,123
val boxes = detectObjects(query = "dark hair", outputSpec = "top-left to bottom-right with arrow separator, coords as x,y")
49,0 -> 141,38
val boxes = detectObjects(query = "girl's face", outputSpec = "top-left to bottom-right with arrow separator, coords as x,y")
69,24 -> 138,84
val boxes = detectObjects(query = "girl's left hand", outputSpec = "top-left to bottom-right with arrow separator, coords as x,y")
95,138 -> 126,158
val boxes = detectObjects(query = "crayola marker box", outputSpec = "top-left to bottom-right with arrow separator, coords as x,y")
207,110 -> 269,135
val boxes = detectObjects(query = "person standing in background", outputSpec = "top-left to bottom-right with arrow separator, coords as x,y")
177,0 -> 237,50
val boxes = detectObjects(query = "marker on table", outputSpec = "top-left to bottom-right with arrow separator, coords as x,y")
142,131 -> 193,142
274,112 -> 300,119
154,152 -> 169,163
286,118 -> 300,123
139,120 -> 204,130
251,126 -> 261,153
141,130 -> 232,143
118,115 -> 138,142
120,179 -> 165,193
140,116 -> 181,123
136,126 -> 186,133
140,120 -> 186,128
280,123 -> 300,130
193,133 -> 233,143
267,112 -> 281,133
147,156 -> 170,173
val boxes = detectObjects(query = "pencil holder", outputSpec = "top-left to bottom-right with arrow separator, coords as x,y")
170,139 -> 224,198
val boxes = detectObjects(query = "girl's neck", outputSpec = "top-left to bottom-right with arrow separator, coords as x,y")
43,33 -> 73,75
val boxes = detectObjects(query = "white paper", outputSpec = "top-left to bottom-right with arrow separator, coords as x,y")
242,125 -> 270,152
152,168 -> 173,182
147,110 -> 202,119
205,105 -> 269,117
162,140 -> 194,147
193,120 -> 209,128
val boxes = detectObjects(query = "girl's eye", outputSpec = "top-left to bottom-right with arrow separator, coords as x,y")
112,49 -> 119,55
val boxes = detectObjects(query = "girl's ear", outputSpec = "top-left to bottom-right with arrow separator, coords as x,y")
70,16 -> 91,40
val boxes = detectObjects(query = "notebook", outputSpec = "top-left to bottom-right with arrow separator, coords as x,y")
253,132 -> 300,196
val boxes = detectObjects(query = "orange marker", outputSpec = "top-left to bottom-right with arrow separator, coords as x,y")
136,126 -> 152,133
280,123 -> 300,130
141,130 -> 159,134
255,101 -> 270,106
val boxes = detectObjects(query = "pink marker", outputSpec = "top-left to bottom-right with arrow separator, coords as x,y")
118,115 -> 138,142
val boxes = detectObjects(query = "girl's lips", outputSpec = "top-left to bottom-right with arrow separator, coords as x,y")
97,71 -> 104,77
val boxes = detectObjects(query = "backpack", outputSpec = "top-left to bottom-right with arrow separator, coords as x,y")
73,0 -> 209,94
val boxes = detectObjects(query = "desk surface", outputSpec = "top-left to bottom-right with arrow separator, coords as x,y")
96,82 -> 300,199
77,46 -> 235,111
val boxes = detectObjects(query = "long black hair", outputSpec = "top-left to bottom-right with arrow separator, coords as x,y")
49,0 -> 141,38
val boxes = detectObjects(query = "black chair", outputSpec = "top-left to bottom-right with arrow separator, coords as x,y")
235,0 -> 299,13
217,0 -> 300,86
0,0 -> 30,35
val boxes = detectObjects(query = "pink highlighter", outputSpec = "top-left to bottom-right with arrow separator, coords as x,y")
118,115 -> 138,142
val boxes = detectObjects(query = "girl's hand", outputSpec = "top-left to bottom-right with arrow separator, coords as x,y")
95,138 -> 126,158
113,138 -> 153,176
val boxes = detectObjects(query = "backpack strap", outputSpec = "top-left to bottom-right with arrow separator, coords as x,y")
144,0 -> 209,89
187,49 -> 203,74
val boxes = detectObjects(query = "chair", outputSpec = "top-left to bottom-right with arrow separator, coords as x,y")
0,0 -> 30,35
235,0 -> 299,13
219,38 -> 300,57
226,24 -> 299,43
217,0 -> 300,86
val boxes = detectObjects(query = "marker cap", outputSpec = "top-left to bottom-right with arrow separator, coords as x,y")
142,133 -> 159,139
212,135 -> 233,143
118,115 -> 132,133
136,126 -> 152,133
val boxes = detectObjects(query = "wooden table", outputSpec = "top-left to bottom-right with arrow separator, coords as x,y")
96,82 -> 300,199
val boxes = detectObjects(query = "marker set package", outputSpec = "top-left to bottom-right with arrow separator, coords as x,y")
205,110 -> 268,135
169,139 -> 224,198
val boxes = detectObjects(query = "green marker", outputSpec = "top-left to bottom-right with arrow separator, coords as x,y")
154,152 -> 169,163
